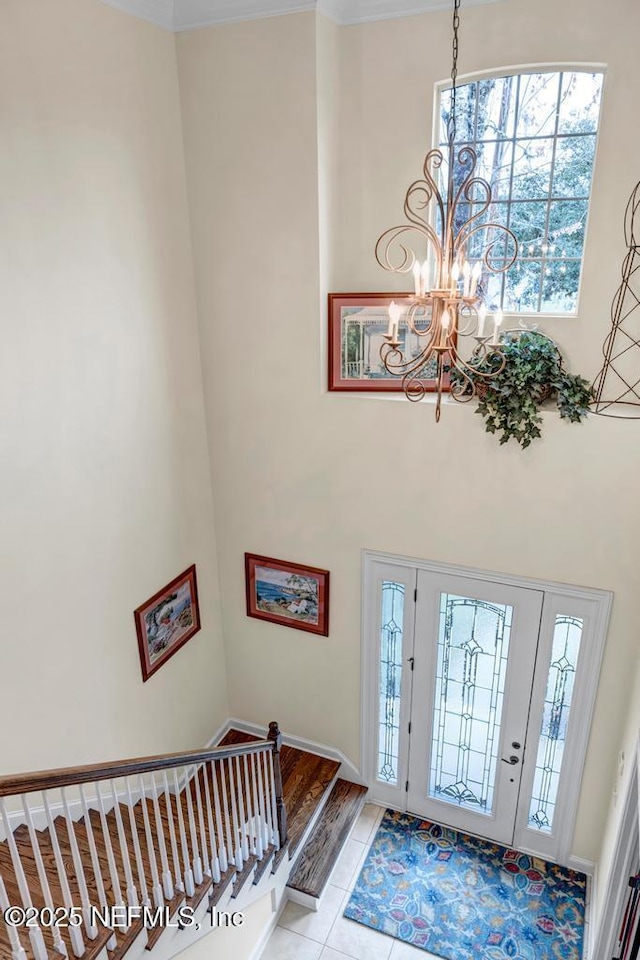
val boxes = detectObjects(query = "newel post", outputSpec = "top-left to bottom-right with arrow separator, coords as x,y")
267,721 -> 288,848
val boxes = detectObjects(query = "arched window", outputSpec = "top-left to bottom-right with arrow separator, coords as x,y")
438,69 -> 604,315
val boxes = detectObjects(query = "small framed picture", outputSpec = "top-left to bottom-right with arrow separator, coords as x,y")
134,565 -> 201,681
245,554 -> 330,636
328,292 -> 445,392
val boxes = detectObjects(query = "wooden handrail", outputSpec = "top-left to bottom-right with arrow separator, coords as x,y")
267,722 -> 288,847
0,739 -> 273,798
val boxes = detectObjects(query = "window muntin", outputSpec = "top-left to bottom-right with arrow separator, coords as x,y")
377,580 -> 405,785
528,615 -> 584,832
439,70 -> 604,315
429,593 -> 513,815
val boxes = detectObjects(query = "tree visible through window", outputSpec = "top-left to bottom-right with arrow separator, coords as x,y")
439,70 -> 604,314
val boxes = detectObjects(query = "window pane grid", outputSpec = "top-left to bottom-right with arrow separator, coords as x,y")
528,615 -> 584,832
439,70 -> 603,314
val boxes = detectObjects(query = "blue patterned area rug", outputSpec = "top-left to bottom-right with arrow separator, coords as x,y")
344,810 -> 586,960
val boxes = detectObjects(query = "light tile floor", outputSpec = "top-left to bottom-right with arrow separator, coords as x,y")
259,804 -> 441,960
259,803 -> 592,960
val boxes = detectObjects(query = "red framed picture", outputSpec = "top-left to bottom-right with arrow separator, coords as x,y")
134,565 -> 201,681
328,292 -> 448,393
245,554 -> 330,637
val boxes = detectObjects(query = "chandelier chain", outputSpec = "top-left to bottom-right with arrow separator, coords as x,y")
448,0 -> 461,144
373,0 -> 519,420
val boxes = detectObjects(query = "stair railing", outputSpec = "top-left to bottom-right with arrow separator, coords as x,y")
0,725 -> 287,960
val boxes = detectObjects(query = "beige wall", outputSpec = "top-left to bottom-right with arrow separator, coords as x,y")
177,0 -> 640,873
0,0 -> 228,774
2,0 -> 638,926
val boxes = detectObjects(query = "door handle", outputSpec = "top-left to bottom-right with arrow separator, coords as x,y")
501,755 -> 520,765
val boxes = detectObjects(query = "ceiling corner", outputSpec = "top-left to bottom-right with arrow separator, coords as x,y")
316,0 -> 346,23
97,0 -> 176,31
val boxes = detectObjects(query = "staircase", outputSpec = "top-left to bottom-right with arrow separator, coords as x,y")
0,724 -> 369,960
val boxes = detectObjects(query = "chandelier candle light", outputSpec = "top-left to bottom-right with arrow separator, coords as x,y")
377,0 -> 517,420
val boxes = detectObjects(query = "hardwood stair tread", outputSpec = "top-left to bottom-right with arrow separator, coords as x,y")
219,730 -> 340,859
286,779 -> 367,900
1,727 -> 339,960
231,855 -> 256,899
253,844 -> 275,885
0,825 -> 113,960
208,866 -> 235,909
271,841 -> 289,874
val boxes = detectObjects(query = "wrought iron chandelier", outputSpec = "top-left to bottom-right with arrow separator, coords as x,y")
376,0 -> 518,420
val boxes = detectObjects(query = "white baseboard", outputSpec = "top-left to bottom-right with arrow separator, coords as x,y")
566,855 -> 596,877
204,717 -> 235,750
222,717 -> 365,787
1,717 -> 362,839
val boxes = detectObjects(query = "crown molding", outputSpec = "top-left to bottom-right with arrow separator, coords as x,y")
176,0 -> 316,30
96,0 -> 504,33
97,0 -> 175,30
322,0 -> 504,24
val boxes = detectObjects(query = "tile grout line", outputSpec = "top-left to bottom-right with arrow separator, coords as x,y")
269,805 -> 388,960
323,806 -> 391,960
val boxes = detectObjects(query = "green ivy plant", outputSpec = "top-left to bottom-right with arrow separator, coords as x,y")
454,330 -> 593,448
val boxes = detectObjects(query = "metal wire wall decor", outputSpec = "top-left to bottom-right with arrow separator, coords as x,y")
375,0 -> 518,421
591,181 -> 640,417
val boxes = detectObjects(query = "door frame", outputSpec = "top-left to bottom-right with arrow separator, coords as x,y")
361,550 -> 613,866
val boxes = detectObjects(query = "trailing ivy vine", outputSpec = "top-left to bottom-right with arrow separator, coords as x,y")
455,330 -> 593,448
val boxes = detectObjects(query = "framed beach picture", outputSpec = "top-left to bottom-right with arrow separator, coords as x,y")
245,554 -> 330,636
328,292 -> 446,393
134,565 -> 201,681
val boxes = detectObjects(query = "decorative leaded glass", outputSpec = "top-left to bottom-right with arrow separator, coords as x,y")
429,593 -> 513,814
377,581 -> 405,784
528,615 -> 584,832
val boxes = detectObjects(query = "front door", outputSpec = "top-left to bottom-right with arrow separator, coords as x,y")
365,553 -> 611,862
407,571 -> 544,845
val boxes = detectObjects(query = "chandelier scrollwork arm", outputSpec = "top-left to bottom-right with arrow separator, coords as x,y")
375,222 -> 443,276
371,0 -> 518,419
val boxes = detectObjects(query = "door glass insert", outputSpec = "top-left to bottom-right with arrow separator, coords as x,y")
377,581 -> 405,785
528,615 -> 584,832
429,593 -> 513,814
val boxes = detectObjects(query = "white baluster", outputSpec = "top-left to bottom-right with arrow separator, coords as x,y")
171,770 -> 194,897
234,757 -> 249,862
79,785 -> 116,952
124,778 -> 150,908
192,767 -> 210,880
262,752 -> 276,848
21,795 -> 67,956
202,765 -> 220,883
217,760 -> 233,874
267,752 -> 280,848
107,782 -> 137,909
183,770 -> 203,885
149,774 -> 173,901
95,781 -> 127,926
0,800 -> 49,960
0,873 -> 28,960
137,776 -> 163,909
249,753 -> 264,859
255,750 -> 270,850
227,758 -> 243,869
241,755 -> 256,858
162,772 -> 184,893
41,793 -> 86,957
60,789 -> 98,939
